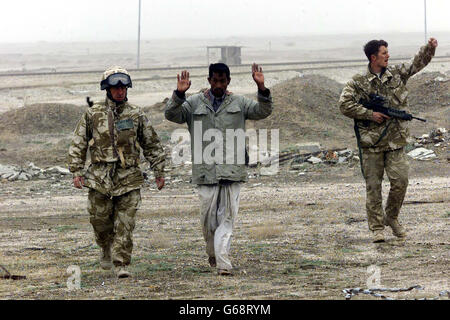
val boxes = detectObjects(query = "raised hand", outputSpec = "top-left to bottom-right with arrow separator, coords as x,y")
252,63 -> 266,91
428,37 -> 438,48
177,70 -> 191,93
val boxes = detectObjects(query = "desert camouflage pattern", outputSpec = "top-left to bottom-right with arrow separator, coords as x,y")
88,188 -> 141,266
68,97 -> 165,197
165,89 -> 273,184
362,148 -> 409,231
102,66 -> 130,81
339,43 -> 435,152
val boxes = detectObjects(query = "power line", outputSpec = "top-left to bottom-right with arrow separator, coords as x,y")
137,0 -> 141,69
424,0 -> 427,44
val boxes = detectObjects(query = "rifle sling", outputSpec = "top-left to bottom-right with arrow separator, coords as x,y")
371,119 -> 392,147
353,120 -> 365,176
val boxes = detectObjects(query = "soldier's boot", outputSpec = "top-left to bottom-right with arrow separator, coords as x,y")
384,216 -> 406,238
99,245 -> 113,270
372,230 -> 385,243
116,266 -> 132,279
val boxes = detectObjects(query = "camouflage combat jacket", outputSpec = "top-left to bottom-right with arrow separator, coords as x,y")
339,43 -> 435,152
165,89 -> 273,185
68,97 -> 165,196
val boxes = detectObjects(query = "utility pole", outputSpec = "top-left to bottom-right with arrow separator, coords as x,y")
424,0 -> 427,44
137,0 -> 141,69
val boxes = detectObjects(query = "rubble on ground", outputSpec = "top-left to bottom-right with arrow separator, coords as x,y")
407,148 -> 437,161
0,163 -> 70,182
414,128 -> 447,146
276,144 -> 357,170
2,127 -> 447,182
408,127 -> 448,161
307,156 -> 323,164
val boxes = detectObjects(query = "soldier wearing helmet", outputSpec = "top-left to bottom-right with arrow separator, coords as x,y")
68,66 -> 166,278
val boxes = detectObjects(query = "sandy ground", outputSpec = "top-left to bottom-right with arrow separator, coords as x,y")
0,163 -> 448,300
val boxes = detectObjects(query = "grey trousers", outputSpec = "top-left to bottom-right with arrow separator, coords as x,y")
198,182 -> 242,270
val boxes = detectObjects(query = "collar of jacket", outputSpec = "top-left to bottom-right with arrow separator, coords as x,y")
366,64 -> 393,84
105,97 -> 127,115
201,89 -> 233,113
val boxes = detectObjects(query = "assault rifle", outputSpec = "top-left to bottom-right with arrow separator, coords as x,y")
359,94 -> 426,122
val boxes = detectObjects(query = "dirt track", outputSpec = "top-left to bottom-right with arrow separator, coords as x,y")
0,164 -> 448,300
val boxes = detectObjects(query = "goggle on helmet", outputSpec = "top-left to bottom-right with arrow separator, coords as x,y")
100,72 -> 133,90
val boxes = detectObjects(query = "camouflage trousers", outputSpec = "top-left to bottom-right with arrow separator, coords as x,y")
87,188 -> 141,267
361,148 -> 409,231
198,182 -> 242,270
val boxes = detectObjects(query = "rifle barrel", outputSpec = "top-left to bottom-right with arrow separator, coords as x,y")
413,116 -> 427,122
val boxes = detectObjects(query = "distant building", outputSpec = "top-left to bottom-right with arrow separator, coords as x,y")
207,46 -> 242,65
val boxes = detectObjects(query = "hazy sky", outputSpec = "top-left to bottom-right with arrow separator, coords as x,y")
1,0 -> 449,43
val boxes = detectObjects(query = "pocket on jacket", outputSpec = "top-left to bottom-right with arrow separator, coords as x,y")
226,105 -> 241,114
224,104 -> 244,129
193,105 -> 209,116
192,105 -> 209,125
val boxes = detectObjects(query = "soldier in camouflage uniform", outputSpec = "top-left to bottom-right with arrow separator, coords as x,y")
339,38 -> 438,243
68,66 -> 166,278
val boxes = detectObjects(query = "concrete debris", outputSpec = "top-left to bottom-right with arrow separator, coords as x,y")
416,127 -> 448,145
0,164 -> 17,180
407,148 -> 437,161
434,76 -> 449,83
275,146 -> 358,171
260,166 -> 278,176
307,156 -> 323,164
44,166 -> 70,175
28,162 -> 43,172
0,163 -> 71,182
337,149 -> 353,157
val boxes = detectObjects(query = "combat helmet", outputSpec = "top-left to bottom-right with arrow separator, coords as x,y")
100,66 -> 132,90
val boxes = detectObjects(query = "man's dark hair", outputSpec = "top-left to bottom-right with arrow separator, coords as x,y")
364,40 -> 388,61
209,63 -> 230,79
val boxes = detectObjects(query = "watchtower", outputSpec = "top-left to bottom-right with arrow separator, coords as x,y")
206,46 -> 242,65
